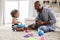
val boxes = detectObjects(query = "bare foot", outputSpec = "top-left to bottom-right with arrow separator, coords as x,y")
32,24 -> 36,28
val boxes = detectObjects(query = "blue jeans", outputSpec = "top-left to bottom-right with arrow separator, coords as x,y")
38,25 -> 55,33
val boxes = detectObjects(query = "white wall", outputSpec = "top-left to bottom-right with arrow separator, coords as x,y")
0,0 -> 60,25
29,0 -> 37,17
29,0 -> 43,17
0,0 -> 5,25
29,0 -> 60,17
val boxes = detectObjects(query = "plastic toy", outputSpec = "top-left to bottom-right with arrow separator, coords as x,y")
38,30 -> 46,40
39,36 -> 46,40
24,30 -> 33,38
18,23 -> 25,28
27,37 -> 35,40
38,30 -> 44,36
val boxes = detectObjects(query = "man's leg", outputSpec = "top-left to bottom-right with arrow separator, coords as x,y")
48,25 -> 55,32
28,23 -> 40,30
38,25 -> 49,33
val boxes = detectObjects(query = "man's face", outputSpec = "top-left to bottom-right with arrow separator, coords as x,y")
34,2 -> 42,11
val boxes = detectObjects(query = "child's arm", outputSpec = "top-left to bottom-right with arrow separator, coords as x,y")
12,18 -> 21,24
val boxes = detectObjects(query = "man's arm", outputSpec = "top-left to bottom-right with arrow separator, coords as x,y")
43,9 -> 56,25
35,14 -> 50,25
43,21 -> 50,25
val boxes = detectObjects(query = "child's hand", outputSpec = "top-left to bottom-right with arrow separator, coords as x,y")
18,21 -> 22,23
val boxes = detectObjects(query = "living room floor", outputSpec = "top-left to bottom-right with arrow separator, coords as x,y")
0,24 -> 60,40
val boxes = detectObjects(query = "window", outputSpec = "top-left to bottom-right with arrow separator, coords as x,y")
19,1 -> 29,23
5,1 -> 18,24
5,0 -> 29,24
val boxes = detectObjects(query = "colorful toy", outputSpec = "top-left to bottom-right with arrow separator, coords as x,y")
24,30 -> 33,38
39,36 -> 46,40
27,37 -> 35,40
38,30 -> 44,36
38,30 -> 46,40
18,23 -> 25,28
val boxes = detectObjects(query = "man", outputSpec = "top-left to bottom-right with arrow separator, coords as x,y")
28,1 -> 56,33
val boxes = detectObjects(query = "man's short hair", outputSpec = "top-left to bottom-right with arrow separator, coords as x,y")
34,1 -> 40,5
34,1 -> 40,7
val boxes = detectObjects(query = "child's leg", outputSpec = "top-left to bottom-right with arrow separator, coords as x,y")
38,25 -> 49,33
12,25 -> 26,31
16,27 -> 28,31
16,27 -> 24,31
12,28 -> 16,31
12,25 -> 17,31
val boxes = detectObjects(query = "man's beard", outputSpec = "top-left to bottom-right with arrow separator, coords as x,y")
37,7 -> 43,13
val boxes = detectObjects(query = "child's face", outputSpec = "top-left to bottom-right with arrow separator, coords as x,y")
14,12 -> 19,18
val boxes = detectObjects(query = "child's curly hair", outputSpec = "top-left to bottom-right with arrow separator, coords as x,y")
11,9 -> 18,17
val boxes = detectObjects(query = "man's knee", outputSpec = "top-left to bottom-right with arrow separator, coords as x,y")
39,26 -> 49,33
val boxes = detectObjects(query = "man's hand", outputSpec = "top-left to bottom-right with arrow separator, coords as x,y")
37,20 -> 44,25
43,21 -> 50,25
36,20 -> 50,25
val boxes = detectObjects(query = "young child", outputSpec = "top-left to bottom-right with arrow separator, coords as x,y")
11,9 -> 25,31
